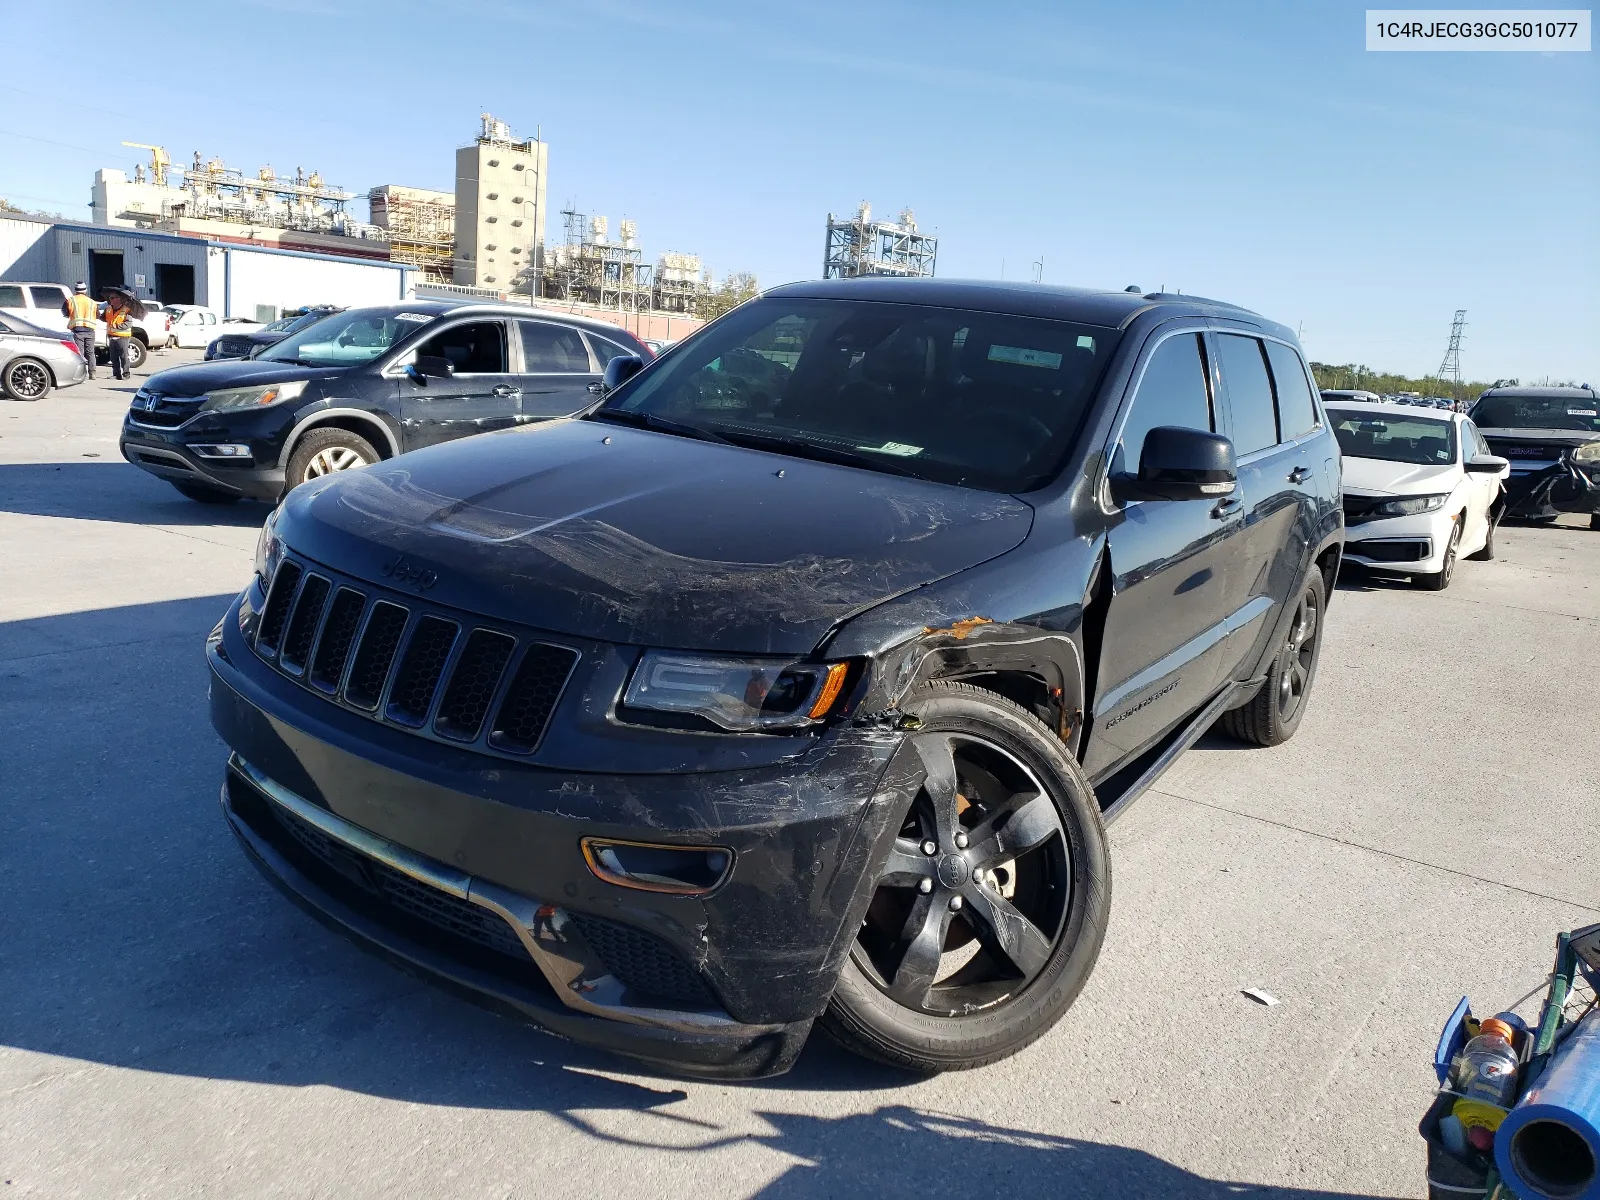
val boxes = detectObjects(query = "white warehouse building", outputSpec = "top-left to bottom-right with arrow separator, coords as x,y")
0,215 -> 414,320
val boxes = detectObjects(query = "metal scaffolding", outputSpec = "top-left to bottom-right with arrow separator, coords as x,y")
368,186 -> 455,282
823,202 -> 937,279
170,153 -> 381,239
541,209 -> 710,315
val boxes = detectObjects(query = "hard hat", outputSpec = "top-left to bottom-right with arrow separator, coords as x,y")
74,281 -> 87,292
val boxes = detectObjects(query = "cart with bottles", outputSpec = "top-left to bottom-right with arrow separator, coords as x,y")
1422,922 -> 1600,1200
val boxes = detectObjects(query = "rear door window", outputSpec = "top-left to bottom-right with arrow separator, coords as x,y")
1264,341 -> 1319,440
27,285 -> 69,310
416,320 -> 508,374
518,321 -> 591,372
586,332 -> 636,368
1117,332 -> 1213,473
1216,334 -> 1279,456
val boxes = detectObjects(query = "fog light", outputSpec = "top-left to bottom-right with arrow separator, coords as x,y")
189,443 -> 253,461
581,837 -> 733,896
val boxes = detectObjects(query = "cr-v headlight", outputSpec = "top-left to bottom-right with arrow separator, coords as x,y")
1372,493 -> 1448,517
202,379 -> 308,411
622,651 -> 850,732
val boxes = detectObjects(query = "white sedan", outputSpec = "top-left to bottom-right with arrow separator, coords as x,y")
1327,402 -> 1510,591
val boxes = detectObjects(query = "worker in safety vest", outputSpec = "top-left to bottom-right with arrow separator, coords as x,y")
103,292 -> 134,380
62,282 -> 98,379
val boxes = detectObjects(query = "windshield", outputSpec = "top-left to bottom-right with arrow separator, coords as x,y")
1471,394 -> 1600,434
257,308 -> 431,367
593,297 -> 1119,491
1329,409 -> 1457,465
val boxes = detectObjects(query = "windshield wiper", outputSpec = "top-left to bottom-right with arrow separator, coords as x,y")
713,428 -> 923,478
587,408 -> 735,446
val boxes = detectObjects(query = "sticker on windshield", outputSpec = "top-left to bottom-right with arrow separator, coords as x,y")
1568,408 -> 1597,417
857,441 -> 924,457
394,312 -> 434,323
988,345 -> 1062,370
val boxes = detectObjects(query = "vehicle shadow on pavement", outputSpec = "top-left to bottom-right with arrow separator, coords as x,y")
0,461 -> 271,527
549,1094 -> 1390,1199
1,594 -> 1390,1199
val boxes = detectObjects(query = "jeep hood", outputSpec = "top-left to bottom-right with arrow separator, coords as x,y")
1341,456 -> 1459,496
276,420 -> 1035,655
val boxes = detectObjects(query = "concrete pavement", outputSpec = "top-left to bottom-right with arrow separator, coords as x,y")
1,356 -> 1596,1198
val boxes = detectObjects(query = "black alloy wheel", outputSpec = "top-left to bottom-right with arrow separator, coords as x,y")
1418,518 -> 1460,591
824,682 -> 1110,1072
2,357 -> 51,401
1216,567 -> 1327,747
858,731 -> 1069,1015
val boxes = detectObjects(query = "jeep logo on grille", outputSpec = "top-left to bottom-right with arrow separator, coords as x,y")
380,554 -> 439,592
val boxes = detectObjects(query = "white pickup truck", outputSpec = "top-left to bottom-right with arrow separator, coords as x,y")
0,282 -> 172,369
165,305 -> 263,349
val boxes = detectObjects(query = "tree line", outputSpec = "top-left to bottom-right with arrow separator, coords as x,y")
1310,362 -> 1530,404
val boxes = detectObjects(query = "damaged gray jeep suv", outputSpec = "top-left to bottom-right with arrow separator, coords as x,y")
208,278 -> 1344,1078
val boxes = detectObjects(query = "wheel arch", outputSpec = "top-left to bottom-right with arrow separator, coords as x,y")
277,408 -> 400,467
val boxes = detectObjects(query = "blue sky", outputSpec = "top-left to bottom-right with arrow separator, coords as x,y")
1,0 -> 1594,381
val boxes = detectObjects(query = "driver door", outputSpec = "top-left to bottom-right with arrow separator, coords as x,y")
399,319 -> 521,450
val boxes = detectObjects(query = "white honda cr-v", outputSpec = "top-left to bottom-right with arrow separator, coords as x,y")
1327,401 -> 1510,591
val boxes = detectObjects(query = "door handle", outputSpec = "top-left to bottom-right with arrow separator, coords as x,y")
1211,496 -> 1243,520
1288,465 -> 1312,484
586,381 -> 605,395
491,385 -> 521,397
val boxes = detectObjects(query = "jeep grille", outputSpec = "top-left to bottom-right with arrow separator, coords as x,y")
252,554 -> 578,757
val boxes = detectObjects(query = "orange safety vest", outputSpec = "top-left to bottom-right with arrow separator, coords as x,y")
66,293 -> 97,328
105,304 -> 132,337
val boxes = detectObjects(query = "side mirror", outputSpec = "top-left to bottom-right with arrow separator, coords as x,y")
1112,426 -> 1237,503
409,354 -> 455,382
1465,453 -> 1509,474
602,354 -> 645,393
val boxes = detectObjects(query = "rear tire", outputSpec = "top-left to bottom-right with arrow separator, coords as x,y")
171,482 -> 240,504
1216,568 -> 1327,747
1417,519 -> 1460,590
124,338 -> 148,371
1590,513 -> 1600,532
2,357 -> 52,401
822,681 -> 1111,1073
284,427 -> 380,494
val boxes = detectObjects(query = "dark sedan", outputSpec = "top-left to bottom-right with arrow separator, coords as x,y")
206,307 -> 344,361
1470,386 -> 1600,528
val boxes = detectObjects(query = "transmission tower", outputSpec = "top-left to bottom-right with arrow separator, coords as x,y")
1436,309 -> 1466,383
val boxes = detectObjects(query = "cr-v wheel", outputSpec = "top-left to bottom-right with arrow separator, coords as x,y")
284,427 -> 380,493
823,681 -> 1111,1073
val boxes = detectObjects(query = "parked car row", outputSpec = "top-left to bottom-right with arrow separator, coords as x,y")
204,305 -> 345,361
183,280 -> 1354,1081
0,281 -> 171,369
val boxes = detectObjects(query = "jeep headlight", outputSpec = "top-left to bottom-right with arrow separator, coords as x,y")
1572,441 -> 1600,464
202,379 -> 308,411
1372,493 -> 1448,517
622,652 -> 850,732
253,506 -> 283,589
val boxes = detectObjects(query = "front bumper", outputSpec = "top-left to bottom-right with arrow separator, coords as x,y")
1341,509 -> 1451,574
1501,460 -> 1600,519
207,595 -> 911,1077
121,415 -> 286,500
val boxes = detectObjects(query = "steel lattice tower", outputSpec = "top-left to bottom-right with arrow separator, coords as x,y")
1436,309 -> 1467,383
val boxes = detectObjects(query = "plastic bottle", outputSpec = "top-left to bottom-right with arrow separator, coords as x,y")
1452,1016 -> 1521,1147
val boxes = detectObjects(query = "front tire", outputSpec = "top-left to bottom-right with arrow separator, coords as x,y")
822,681 -> 1111,1073
2,357 -> 52,401
1216,567 -> 1327,747
284,427 -> 379,494
1417,518 -> 1460,590
1590,513 -> 1600,532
